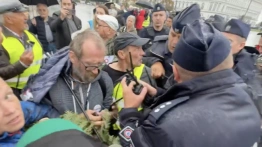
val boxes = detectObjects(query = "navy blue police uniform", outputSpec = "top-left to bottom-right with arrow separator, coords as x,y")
223,19 -> 262,117
139,3 -> 169,49
118,20 -> 261,147
143,4 -> 201,88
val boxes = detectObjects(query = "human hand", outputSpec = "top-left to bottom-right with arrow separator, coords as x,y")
121,77 -> 148,108
20,50 -> 34,66
138,80 -> 157,97
151,62 -> 165,79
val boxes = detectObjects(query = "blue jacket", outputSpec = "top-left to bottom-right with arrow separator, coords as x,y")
22,47 -> 69,103
0,101 -> 54,147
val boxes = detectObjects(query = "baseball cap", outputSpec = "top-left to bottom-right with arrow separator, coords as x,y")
114,32 -> 149,55
0,0 -> 28,14
97,15 -> 119,31
17,119 -> 108,147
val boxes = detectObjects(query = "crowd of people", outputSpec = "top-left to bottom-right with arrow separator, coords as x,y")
0,0 -> 262,147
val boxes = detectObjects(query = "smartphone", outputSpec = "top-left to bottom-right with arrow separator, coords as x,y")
65,9 -> 75,15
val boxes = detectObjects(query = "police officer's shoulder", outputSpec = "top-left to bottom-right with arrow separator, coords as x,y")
153,35 -> 169,42
149,96 -> 189,122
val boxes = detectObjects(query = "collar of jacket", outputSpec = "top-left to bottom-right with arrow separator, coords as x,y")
2,26 -> 26,39
0,130 -> 23,142
155,69 -> 240,104
106,35 -> 117,46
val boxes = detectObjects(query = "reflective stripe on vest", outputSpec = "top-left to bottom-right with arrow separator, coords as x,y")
3,30 -> 43,89
112,64 -> 145,130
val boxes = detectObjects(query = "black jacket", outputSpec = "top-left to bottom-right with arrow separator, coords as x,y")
29,16 -> 54,52
50,11 -> 81,49
119,69 -> 261,147
234,49 -> 262,117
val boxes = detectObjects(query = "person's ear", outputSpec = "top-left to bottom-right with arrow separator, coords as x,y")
239,41 -> 246,49
173,64 -> 181,83
69,51 -> 77,64
117,50 -> 126,59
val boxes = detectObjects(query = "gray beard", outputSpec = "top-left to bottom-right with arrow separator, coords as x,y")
72,66 -> 89,83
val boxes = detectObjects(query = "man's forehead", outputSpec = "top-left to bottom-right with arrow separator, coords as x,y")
153,11 -> 166,15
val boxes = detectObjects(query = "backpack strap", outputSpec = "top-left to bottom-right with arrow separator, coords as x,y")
98,78 -> 106,100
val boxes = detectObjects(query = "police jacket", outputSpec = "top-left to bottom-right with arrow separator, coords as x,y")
118,69 -> 261,147
234,49 -> 262,117
139,26 -> 169,49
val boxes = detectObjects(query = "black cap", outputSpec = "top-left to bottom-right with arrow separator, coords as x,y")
152,3 -> 166,13
205,15 -> 226,31
173,20 -> 231,72
114,32 -> 149,55
223,19 -> 250,39
172,4 -> 201,34
0,0 -> 28,14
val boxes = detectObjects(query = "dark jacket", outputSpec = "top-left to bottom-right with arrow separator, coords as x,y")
119,69 -> 261,147
29,16 -> 55,52
234,49 -> 262,117
50,11 -> 82,49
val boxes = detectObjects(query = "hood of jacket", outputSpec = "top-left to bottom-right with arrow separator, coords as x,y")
139,10 -> 145,16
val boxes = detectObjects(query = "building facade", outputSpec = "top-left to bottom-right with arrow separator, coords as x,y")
174,0 -> 262,26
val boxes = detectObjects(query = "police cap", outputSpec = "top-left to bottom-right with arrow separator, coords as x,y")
172,3 -> 201,34
173,20 -> 231,72
152,3 -> 166,13
205,15 -> 226,31
0,0 -> 28,14
223,19 -> 250,39
114,32 -> 150,55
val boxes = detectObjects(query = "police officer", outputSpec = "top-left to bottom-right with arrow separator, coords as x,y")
0,0 -> 43,99
118,19 -> 261,147
222,19 -> 262,117
205,14 -> 226,31
143,4 -> 200,87
139,3 -> 169,48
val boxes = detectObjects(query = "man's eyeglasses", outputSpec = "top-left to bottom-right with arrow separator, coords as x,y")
78,59 -> 105,71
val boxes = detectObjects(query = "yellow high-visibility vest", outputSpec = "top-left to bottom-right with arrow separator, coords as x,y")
142,17 -> 150,27
2,30 -> 43,89
113,64 -> 145,130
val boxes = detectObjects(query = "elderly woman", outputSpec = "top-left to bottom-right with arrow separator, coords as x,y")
119,15 -> 137,34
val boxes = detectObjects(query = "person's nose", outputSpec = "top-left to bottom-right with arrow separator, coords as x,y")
92,68 -> 99,75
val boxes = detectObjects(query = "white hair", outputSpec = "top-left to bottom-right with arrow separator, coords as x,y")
0,12 -> 12,24
127,15 -> 136,23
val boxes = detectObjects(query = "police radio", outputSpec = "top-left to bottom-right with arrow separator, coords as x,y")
109,52 -> 149,110
125,52 -> 144,95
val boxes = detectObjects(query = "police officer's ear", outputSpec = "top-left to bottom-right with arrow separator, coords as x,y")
172,64 -> 181,83
238,37 -> 246,50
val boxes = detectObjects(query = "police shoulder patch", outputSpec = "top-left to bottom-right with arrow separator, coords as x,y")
119,126 -> 134,142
